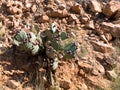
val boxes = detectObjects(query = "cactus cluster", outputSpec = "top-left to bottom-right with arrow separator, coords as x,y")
13,23 -> 77,70
41,23 -> 77,59
14,30 -> 43,55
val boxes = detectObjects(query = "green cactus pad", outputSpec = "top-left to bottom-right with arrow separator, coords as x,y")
14,30 -> 27,46
15,30 -> 27,42
51,41 -> 62,51
32,45 -> 40,55
61,32 -> 67,40
14,39 -> 21,46
25,42 -> 33,50
63,42 -> 77,58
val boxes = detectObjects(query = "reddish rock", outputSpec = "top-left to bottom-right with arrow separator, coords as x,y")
87,76 -> 111,89
89,0 -> 102,12
92,61 -> 105,76
102,1 -> 120,17
59,79 -> 71,89
78,61 -> 93,73
13,20 -> 20,28
7,80 -> 20,89
6,21 -> 13,28
114,9 -> 120,19
91,41 -> 114,53
80,15 -> 90,24
8,7 -> 18,14
48,9 -> 68,18
100,35 -> 109,44
39,15 -> 49,23
71,3 -> 83,14
31,5 -> 36,12
106,70 -> 117,80
85,20 -> 95,29
68,14 -> 80,24
112,19 -> 120,24
104,33 -> 112,41
69,14 -> 78,21
94,51 -> 104,60
6,1 -> 14,7
66,1 -> 74,8
59,4 -> 66,10
6,1 -> 22,15
79,69 -> 85,76
103,56 -> 117,70
2,86 -> 11,90
101,22 -> 120,37
54,0 -> 65,5
0,14 -> 5,21
62,18 -> 67,24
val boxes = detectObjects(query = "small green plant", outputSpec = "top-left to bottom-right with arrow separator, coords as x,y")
13,23 -> 78,86
14,30 -> 43,55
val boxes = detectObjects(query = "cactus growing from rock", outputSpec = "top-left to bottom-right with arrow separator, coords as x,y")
13,23 -> 77,69
14,30 -> 43,55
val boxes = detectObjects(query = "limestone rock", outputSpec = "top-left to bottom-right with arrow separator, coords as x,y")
106,70 -> 117,80
102,1 -> 120,17
7,80 -> 20,89
89,0 -> 102,12
91,41 -> 114,53
101,22 -> 120,37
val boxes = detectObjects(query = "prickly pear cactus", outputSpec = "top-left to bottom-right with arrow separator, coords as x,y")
14,30 -> 43,55
13,23 -> 77,71
14,30 -> 27,46
13,23 -> 78,86
63,42 -> 77,58
42,23 -> 77,59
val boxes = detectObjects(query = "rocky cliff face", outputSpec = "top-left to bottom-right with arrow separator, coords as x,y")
0,0 -> 120,90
